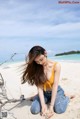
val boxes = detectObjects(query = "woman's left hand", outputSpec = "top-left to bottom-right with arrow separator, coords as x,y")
45,105 -> 54,118
49,105 -> 54,113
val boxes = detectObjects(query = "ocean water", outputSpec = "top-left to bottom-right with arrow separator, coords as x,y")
49,54 -> 80,62
0,54 -> 80,65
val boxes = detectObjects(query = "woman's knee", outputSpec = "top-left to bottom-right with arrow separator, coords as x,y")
54,103 -> 66,114
54,96 -> 69,114
30,100 -> 41,114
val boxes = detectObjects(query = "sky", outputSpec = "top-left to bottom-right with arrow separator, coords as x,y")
0,0 -> 80,62
0,0 -> 80,37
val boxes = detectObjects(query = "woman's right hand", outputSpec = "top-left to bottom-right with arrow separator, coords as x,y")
41,104 -> 48,116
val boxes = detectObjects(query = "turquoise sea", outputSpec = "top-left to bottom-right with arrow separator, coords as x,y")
50,54 -> 80,62
0,54 -> 80,65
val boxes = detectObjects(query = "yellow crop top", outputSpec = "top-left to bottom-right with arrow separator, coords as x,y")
43,62 -> 57,91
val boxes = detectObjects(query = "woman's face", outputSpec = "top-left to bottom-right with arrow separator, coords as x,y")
34,54 -> 47,66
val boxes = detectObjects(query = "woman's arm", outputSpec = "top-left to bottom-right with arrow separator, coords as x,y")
50,63 -> 61,107
38,86 -> 47,115
38,86 -> 45,106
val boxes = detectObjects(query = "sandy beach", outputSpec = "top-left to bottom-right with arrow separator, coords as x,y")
0,61 -> 80,119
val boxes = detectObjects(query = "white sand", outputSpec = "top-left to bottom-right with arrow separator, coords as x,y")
0,61 -> 80,119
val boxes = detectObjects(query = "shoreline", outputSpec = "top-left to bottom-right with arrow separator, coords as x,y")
0,58 -> 80,67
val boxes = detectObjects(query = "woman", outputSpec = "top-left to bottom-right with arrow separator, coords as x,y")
22,45 -> 70,118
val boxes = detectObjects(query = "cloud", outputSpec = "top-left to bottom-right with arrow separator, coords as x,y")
0,0 -> 80,38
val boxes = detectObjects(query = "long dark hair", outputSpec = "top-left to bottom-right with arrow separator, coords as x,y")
22,46 -> 47,86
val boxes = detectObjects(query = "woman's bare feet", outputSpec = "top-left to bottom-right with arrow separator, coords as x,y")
64,93 -> 75,99
69,95 -> 75,99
